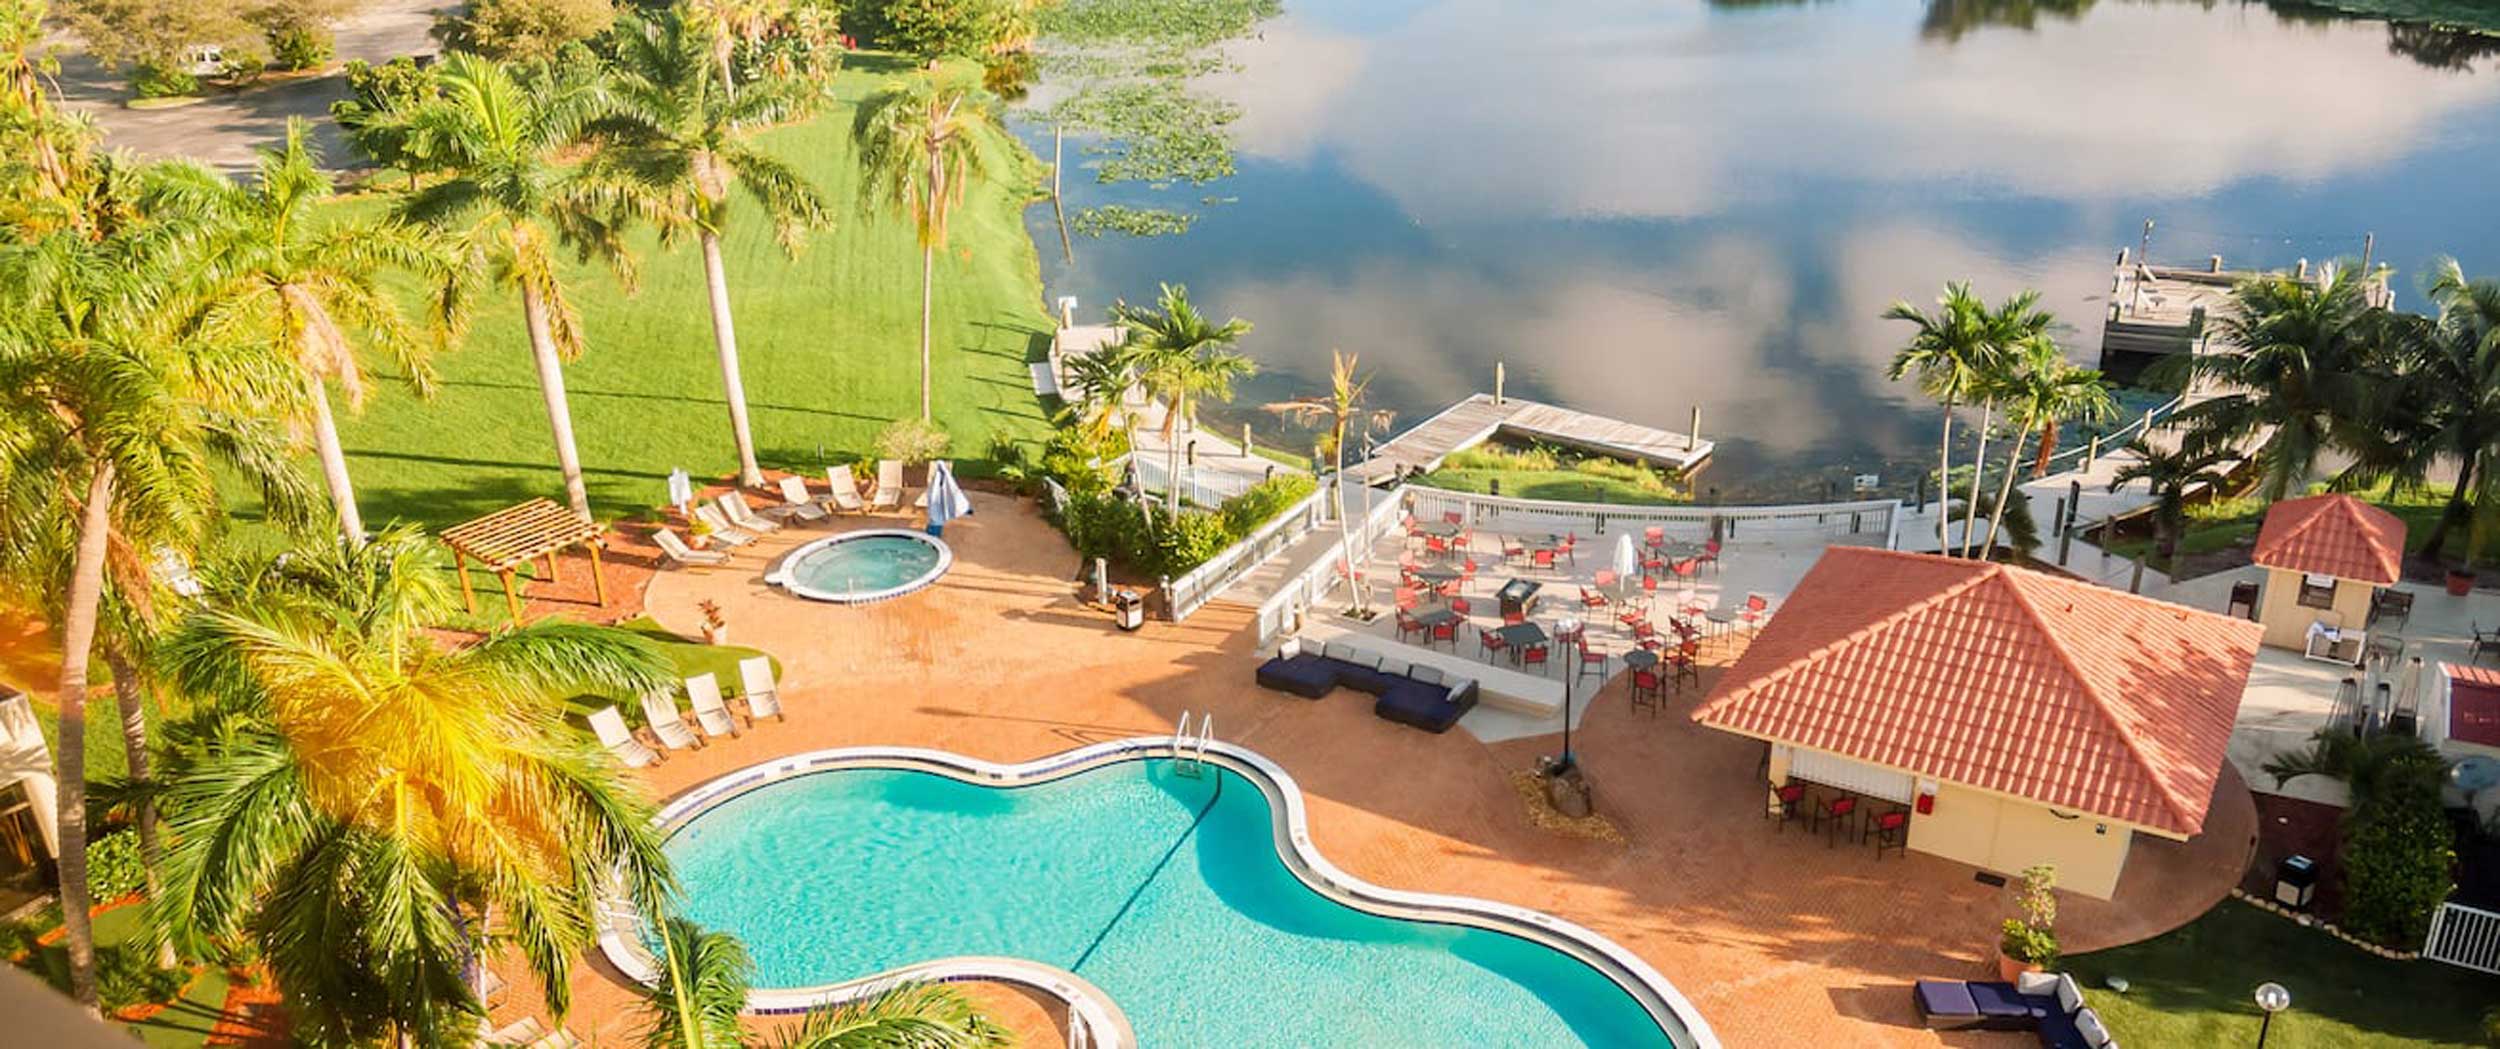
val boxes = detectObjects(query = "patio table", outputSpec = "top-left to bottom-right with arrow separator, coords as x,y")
1493,622 -> 1548,662
1623,649 -> 1659,671
1412,565 -> 1462,586
1415,521 -> 1463,539
1411,605 -> 1460,629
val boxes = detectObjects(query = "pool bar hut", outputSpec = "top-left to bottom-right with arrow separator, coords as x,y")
2245,493 -> 2407,659
442,498 -> 610,621
1694,548 -> 2261,899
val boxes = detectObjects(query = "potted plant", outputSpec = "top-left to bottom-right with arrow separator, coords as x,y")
2447,566 -> 2475,597
688,516 -> 715,550
698,600 -> 728,645
1995,864 -> 2060,981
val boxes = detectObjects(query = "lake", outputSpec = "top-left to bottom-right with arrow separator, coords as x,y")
1014,0 -> 2500,500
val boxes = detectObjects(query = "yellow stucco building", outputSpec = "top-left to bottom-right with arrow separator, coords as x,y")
2243,492 -> 2407,656
1695,548 -> 2262,900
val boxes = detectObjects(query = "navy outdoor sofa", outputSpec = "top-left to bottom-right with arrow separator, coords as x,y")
1913,972 -> 2116,1049
1256,636 -> 1480,733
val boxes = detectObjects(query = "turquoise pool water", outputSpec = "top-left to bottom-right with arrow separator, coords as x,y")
782,533 -> 943,598
664,760 -> 1677,1047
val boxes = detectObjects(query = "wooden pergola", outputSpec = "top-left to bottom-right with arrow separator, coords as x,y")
441,498 -> 608,622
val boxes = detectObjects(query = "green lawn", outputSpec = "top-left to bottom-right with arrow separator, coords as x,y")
2064,899 -> 2499,1047
1410,443 -> 1689,506
255,53 -> 1057,538
2103,483 -> 2468,565
17,905 -> 241,1049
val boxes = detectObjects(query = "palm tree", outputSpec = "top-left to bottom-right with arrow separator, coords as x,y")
2166,265 -> 2385,503
639,917 -> 1007,1049
1884,283 -> 2026,554
684,0 -> 789,92
0,156 -> 316,1013
2358,259 -> 2500,561
149,528 -> 674,1045
1055,336 -> 1141,446
157,119 -> 454,546
2104,436 -> 2235,574
1116,283 -> 1254,512
2263,728 -> 2447,810
854,71 -> 999,423
594,11 -> 827,488
398,52 -> 644,521
1979,339 -> 2114,559
1267,352 -> 1393,613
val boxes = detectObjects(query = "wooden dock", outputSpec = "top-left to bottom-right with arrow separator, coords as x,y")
2097,250 -> 2389,384
1347,393 -> 1713,484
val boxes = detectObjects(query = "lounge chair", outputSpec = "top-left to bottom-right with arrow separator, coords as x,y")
692,505 -> 757,547
772,475 -> 830,523
481,1018 -> 547,1046
823,464 -> 867,514
736,655 -> 783,721
869,459 -> 905,511
587,706 -> 660,768
652,527 -> 731,568
717,492 -> 782,534
640,691 -> 703,750
685,673 -> 739,738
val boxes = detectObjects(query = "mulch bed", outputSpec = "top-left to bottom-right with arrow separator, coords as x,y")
2238,792 -> 2347,921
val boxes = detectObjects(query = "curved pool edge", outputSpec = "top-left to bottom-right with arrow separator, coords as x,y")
603,738 -> 1723,1049
762,528 -> 953,604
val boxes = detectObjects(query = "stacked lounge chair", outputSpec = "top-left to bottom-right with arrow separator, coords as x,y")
652,527 -> 730,568
717,491 -> 782,534
771,476 -> 831,523
823,464 -> 867,514
1913,971 -> 2116,1048
692,505 -> 757,547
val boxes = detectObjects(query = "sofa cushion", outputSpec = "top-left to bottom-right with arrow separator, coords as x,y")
1321,640 -> 1374,667
1254,653 -> 1338,699
2073,1008 -> 2112,1048
2016,971 -> 2060,997
2035,1008 -> 2091,1049
1912,980 -> 1981,1026
1334,662 -> 1397,696
1406,664 -> 1445,686
2053,973 -> 2084,1016
1445,674 -> 1479,698
1374,657 -> 1410,680
1274,637 -> 1303,661
1964,982 -> 2044,1030
1374,681 -> 1465,732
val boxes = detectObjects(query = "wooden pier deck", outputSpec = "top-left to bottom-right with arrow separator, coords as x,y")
2096,251 -> 2390,384
1347,393 -> 1713,484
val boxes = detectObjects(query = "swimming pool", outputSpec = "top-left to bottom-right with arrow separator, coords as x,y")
765,529 -> 950,603
649,744 -> 1712,1047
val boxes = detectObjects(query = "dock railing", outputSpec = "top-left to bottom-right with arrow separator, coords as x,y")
2034,393 -> 2187,477
1401,488 -> 1903,547
1163,482 -> 1331,622
1254,484 -> 1407,645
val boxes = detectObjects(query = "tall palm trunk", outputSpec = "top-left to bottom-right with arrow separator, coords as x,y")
699,231 -> 764,487
1961,401 -> 1992,556
1163,400 -> 1185,514
917,241 -> 934,423
1934,397 -> 1957,551
102,648 -> 176,969
53,461 -> 114,1015
2032,420 -> 2060,478
304,370 -> 366,547
1982,429 -> 2031,561
520,285 -> 592,521
2423,454 -> 2477,560
1331,426 -> 1360,614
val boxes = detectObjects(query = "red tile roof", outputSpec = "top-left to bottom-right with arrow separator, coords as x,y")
2249,493 -> 2406,585
1692,548 -> 2261,835
2444,664 -> 2500,748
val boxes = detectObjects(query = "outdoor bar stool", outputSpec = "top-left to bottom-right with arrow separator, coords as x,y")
1865,808 -> 1909,859
1813,792 -> 1860,846
1768,782 -> 1807,830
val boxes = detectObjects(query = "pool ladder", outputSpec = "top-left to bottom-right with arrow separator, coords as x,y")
1173,711 -> 1214,776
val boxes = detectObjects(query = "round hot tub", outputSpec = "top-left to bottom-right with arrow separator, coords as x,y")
766,529 -> 952,604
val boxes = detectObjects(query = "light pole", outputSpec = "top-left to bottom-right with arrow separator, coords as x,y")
2253,982 -> 2290,1047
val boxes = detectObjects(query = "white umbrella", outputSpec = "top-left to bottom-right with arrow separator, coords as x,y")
665,467 -> 693,512
926,461 -> 974,533
1613,534 -> 1638,582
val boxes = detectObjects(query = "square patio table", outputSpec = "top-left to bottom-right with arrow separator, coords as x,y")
1413,565 -> 1462,586
1416,521 -> 1463,539
1411,605 -> 1460,629
1494,622 -> 1548,656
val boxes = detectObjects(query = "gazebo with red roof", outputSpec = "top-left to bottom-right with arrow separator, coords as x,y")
1692,547 -> 2261,899
2245,493 -> 2407,653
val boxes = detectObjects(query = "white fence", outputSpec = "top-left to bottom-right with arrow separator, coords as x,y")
2423,900 -> 2500,975
1401,488 -> 1904,548
1163,482 -> 1331,622
1126,450 -> 1280,508
1254,484 -> 1409,645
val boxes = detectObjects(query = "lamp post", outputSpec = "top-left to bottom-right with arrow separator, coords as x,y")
1554,616 -> 1582,773
2253,982 -> 2290,1047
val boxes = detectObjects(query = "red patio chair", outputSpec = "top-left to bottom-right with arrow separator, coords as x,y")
1813,794 -> 1859,847
1424,534 -> 1450,559
1395,586 -> 1422,611
1521,643 -> 1550,675
1643,525 -> 1665,547
1576,645 -> 1609,686
1670,558 -> 1699,586
1443,511 -> 1463,526
1593,569 -> 1619,589
1430,620 -> 1459,650
1667,649 -> 1700,691
1532,548 -> 1557,569
1741,592 -> 1772,630
1501,609 -> 1526,626
1503,538 -> 1528,562
1630,669 -> 1662,708
1450,597 -> 1472,615
1631,620 -> 1659,647
1769,783 -> 1807,830
1396,611 -> 1426,642
1864,809 -> 1909,859
1478,631 -> 1509,662
1561,533 -> 1579,564
1580,586 -> 1610,610
1698,538 -> 1722,576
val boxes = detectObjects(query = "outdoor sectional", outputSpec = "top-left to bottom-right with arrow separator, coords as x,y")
1256,636 -> 1480,733
1913,972 -> 2117,1049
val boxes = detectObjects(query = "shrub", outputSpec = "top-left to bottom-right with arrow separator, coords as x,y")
86,830 -> 148,903
1150,509 -> 1233,577
267,23 -> 333,70
1039,427 -> 1124,498
856,0 -> 1024,58
1061,491 -> 1152,567
1997,864 -> 2059,967
2339,787 -> 2456,947
129,61 -> 199,99
93,944 -> 184,1012
1217,473 -> 1316,537
873,418 -> 953,464
436,0 -> 619,63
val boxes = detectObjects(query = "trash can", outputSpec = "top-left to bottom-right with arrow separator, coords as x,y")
2274,854 -> 2317,910
1110,588 -> 1146,632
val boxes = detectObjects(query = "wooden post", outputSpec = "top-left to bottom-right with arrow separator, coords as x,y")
1494,362 -> 1506,405
545,552 -> 560,584
588,541 -> 609,606
1689,405 -> 1703,451
2084,434 -> 2100,472
454,551 -> 478,614
500,568 -> 523,622
1242,423 -> 1253,458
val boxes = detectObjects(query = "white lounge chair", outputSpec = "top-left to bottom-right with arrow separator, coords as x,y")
869,459 -> 905,511
736,655 -> 782,721
481,1017 -> 546,1046
692,505 -> 757,547
719,491 -> 782,534
685,673 -> 738,737
652,527 -> 731,568
587,706 -> 660,768
641,691 -> 703,750
823,464 -> 867,514
772,475 -> 830,523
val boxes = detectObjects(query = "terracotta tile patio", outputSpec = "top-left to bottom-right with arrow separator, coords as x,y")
502,490 -> 2254,1049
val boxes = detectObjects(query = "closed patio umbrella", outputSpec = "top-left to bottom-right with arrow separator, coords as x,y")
1613,534 -> 1638,582
925,460 -> 974,536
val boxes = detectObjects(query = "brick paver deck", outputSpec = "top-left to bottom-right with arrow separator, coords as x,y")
492,490 -> 2252,1049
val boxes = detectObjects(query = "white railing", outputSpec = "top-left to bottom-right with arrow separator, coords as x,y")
1254,484 -> 1407,644
1126,450 -> 1277,507
2424,900 -> 2500,975
2035,393 -> 2187,475
1162,482 -> 1330,622
1401,488 -> 1903,547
